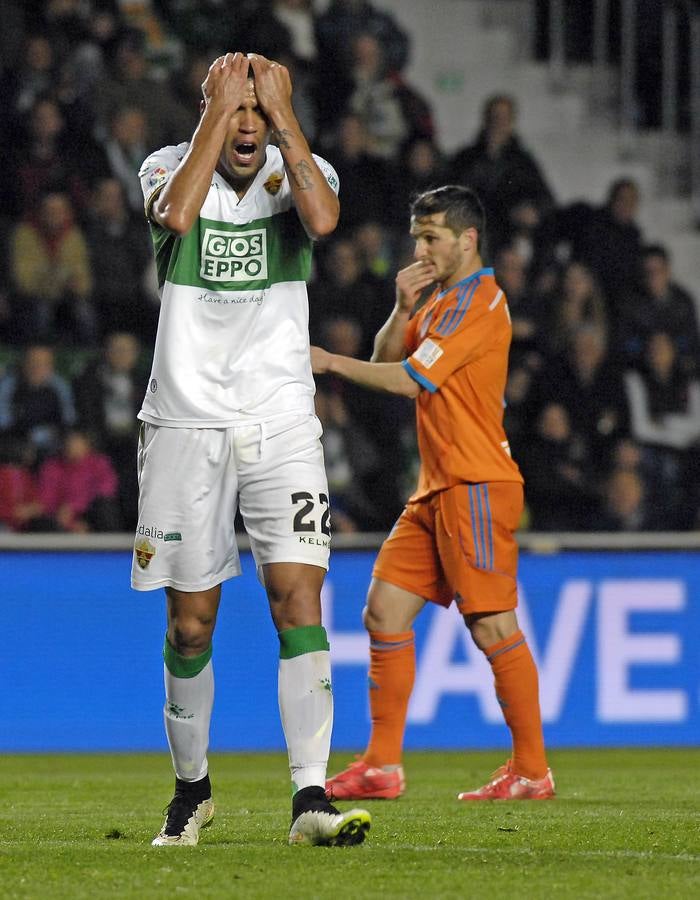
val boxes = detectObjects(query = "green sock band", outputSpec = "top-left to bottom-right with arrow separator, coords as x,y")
278,625 -> 330,659
163,636 -> 212,678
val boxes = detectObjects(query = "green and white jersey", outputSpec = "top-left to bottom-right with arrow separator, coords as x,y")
137,143 -> 339,427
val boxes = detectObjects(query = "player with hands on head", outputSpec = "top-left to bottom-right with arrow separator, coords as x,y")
313,185 -> 555,803
135,51 -> 369,849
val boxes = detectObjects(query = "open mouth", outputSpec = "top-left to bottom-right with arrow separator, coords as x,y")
233,142 -> 257,164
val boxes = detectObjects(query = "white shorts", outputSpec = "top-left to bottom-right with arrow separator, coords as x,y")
131,413 -> 331,592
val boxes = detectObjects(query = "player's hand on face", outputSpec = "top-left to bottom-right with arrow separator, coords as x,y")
395,259 -> 437,311
247,53 -> 292,117
310,345 -> 331,374
202,52 -> 250,115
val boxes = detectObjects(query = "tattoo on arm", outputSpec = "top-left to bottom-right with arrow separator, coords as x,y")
274,128 -> 293,150
291,159 -> 314,191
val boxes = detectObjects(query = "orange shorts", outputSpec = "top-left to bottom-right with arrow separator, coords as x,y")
372,481 -> 523,615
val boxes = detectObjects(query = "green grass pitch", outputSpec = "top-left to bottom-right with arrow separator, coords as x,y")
2,749 -> 698,899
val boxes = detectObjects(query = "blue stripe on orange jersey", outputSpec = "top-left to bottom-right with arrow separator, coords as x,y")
474,483 -> 488,569
468,484 -> 482,568
402,359 -> 437,393
437,277 -> 479,336
469,483 -> 494,570
481,484 -> 494,570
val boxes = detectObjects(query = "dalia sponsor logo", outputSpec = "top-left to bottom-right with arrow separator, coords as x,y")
137,524 -> 165,540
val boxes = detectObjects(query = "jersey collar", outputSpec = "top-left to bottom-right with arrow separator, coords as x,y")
437,267 -> 494,299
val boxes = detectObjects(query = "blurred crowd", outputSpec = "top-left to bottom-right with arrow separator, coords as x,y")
1,0 -> 699,536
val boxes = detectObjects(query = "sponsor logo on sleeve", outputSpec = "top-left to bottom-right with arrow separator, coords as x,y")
200,228 -> 268,282
138,157 -> 157,177
316,158 -> 339,192
147,166 -> 168,189
413,338 -> 443,369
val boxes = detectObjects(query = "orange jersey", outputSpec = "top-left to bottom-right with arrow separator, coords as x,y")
402,267 -> 522,500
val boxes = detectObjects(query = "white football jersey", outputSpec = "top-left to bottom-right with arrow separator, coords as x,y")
137,144 -> 339,426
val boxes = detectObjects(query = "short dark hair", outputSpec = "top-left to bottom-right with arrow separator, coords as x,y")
410,185 -> 485,251
642,243 -> 670,264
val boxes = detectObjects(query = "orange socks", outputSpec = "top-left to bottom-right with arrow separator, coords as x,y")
485,630 -> 548,780
363,631 -> 416,767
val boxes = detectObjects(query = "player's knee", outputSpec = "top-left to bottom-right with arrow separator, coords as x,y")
363,603 -> 385,633
466,610 -> 518,651
168,615 -> 215,656
267,583 -> 321,630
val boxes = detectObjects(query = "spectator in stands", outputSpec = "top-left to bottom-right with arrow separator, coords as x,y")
90,28 -> 190,147
56,4 -> 123,103
324,113 -> 396,232
37,427 -> 121,533
98,105 -> 151,214
533,324 -> 628,467
274,47 -> 320,145
73,331 -> 146,528
84,176 -> 157,340
172,51 -> 218,138
623,331 -> 700,528
353,221 -> 398,280
618,244 -> 700,376
39,0 -> 94,61
273,0 -> 318,65
497,198 -> 547,267
392,136 -> 449,227
310,238 -> 393,358
591,468 -> 655,531
316,315 -> 406,531
0,33 -> 55,125
346,32 -> 433,160
0,433 -> 49,532
521,401 -> 599,531
545,260 -> 609,358
494,242 -> 545,367
502,362 -> 537,468
547,177 -> 644,313
9,190 -> 96,344
6,95 -> 94,218
314,386 -> 383,532
315,0 -> 410,125
316,0 -> 409,75
155,0 -> 255,56
0,216 -> 12,343
624,331 -> 700,451
0,344 -> 76,460
450,94 -> 555,249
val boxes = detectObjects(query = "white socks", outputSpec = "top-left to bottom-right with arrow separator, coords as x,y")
278,626 -> 333,793
163,638 -> 214,783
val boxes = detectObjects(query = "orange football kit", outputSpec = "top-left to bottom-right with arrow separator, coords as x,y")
347,267 -> 551,789
373,267 -> 524,614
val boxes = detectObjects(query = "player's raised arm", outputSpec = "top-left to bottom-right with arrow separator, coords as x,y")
371,260 -> 437,362
152,52 -> 250,236
248,53 -> 339,239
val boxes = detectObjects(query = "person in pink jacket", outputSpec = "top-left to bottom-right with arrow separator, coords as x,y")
37,429 -> 121,532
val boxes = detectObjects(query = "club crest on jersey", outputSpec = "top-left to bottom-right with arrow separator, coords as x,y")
134,538 -> 156,569
264,171 -> 284,194
200,228 -> 268,282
